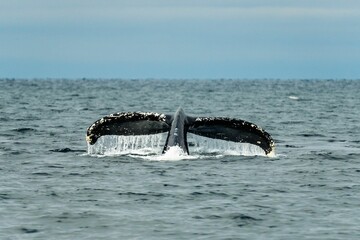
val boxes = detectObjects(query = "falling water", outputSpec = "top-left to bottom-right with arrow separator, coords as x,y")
87,133 -> 167,156
187,134 -> 267,156
87,133 -> 267,157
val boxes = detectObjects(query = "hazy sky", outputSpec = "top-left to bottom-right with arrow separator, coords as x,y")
1,0 -> 359,79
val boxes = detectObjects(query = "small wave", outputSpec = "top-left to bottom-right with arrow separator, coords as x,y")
50,148 -> 86,153
0,193 -> 10,200
12,127 -> 37,133
32,172 -> 51,176
117,191 -> 173,199
20,228 -> 39,234
192,213 -> 261,226
0,117 -> 10,122
299,133 -> 326,138
285,144 -> 301,148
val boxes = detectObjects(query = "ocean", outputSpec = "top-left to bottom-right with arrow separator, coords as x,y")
1,79 -> 360,239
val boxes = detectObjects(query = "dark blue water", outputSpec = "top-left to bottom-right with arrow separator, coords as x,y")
1,79 -> 360,239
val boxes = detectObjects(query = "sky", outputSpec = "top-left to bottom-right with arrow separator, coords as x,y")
1,0 -> 360,79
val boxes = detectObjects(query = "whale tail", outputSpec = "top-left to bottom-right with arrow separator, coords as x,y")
86,112 -> 275,155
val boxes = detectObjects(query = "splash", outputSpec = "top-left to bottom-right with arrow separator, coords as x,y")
143,146 -> 197,161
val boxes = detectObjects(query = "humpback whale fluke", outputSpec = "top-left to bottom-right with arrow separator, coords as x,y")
86,107 -> 275,156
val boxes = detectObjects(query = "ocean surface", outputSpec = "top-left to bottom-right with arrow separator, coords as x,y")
1,79 -> 360,239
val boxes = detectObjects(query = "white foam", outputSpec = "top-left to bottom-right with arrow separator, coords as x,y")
143,146 -> 196,161
288,95 -> 299,100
